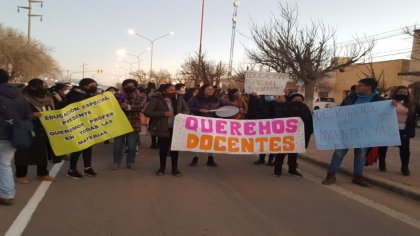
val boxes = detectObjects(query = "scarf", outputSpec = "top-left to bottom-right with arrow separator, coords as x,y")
25,94 -> 55,112
354,91 -> 378,104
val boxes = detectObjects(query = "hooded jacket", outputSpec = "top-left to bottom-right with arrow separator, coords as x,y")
0,84 -> 32,140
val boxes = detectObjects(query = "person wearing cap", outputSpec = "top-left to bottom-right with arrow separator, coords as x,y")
322,78 -> 385,187
65,78 -> 100,179
272,93 -> 313,177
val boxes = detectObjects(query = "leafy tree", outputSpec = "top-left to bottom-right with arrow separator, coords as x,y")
0,24 -> 61,81
246,4 -> 374,107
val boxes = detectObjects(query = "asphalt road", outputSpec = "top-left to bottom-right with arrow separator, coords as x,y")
1,136 -> 420,236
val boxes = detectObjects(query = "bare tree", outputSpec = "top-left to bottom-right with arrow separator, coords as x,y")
246,4 -> 374,107
0,24 -> 61,81
179,52 -> 227,87
153,69 -> 172,86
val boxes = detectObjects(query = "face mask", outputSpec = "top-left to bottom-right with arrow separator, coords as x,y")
264,96 -> 274,102
63,89 -> 70,95
86,87 -> 97,94
124,88 -> 136,93
177,87 -> 186,94
394,94 -> 408,101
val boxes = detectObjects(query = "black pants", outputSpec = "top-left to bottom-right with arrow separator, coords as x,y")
158,129 -> 178,172
69,146 -> 92,170
378,130 -> 410,168
16,165 -> 49,177
274,153 -> 297,173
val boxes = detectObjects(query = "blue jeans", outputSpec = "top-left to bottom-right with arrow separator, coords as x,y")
113,132 -> 138,165
327,148 -> 368,176
0,140 -> 16,199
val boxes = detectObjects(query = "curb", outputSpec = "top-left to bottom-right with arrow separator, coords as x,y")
299,154 -> 420,202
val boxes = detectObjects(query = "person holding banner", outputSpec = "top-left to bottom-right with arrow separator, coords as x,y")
112,79 -> 147,170
378,86 -> 416,176
322,78 -> 385,187
247,94 -> 276,166
145,83 -> 190,176
272,93 -> 313,177
187,84 -> 229,167
14,79 -> 56,184
65,78 -> 99,179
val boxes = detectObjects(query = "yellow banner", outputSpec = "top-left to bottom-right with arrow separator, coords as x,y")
39,92 -> 133,155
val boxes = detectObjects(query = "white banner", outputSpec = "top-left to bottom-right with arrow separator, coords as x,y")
171,114 -> 306,154
244,71 -> 289,95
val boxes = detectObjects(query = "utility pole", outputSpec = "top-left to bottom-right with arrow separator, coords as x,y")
17,0 -> 44,41
228,0 -> 240,79
197,0 -> 205,86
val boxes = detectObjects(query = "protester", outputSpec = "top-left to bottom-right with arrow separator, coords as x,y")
223,88 -> 245,119
378,86 -> 416,176
146,82 -> 159,149
183,87 -> 199,103
14,79 -> 56,184
322,78 -> 385,187
247,94 -> 276,165
65,78 -> 99,179
145,83 -> 190,176
272,93 -> 313,177
187,84 -> 229,167
50,83 -> 71,109
112,79 -> 147,170
0,69 -> 32,205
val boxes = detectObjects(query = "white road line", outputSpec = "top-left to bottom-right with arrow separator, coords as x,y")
5,161 -> 64,236
301,170 -> 420,231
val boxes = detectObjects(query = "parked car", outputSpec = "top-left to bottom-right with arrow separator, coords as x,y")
313,97 -> 337,110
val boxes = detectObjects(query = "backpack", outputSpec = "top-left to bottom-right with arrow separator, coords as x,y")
365,147 -> 379,166
0,94 -> 34,149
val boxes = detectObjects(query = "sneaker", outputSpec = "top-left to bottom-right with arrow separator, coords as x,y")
352,176 -> 370,187
16,177 -> 29,184
190,156 -> 198,167
37,175 -> 55,181
127,163 -> 136,170
156,169 -> 164,176
254,159 -> 265,165
206,159 -> 218,167
67,170 -> 83,179
83,167 -> 97,177
288,170 -> 303,177
273,171 -> 282,177
112,163 -> 121,170
172,170 -> 183,177
0,198 -> 14,206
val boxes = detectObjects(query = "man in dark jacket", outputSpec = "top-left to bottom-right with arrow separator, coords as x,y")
0,69 -> 32,205
322,78 -> 385,187
65,78 -> 99,179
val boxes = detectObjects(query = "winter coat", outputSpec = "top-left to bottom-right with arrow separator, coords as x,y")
14,97 -> 54,166
272,101 -> 313,148
0,84 -> 32,140
187,95 -> 228,118
145,92 -> 190,138
245,94 -> 275,119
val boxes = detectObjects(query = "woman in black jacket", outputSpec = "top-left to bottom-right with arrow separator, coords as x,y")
145,83 -> 190,176
14,79 -> 55,184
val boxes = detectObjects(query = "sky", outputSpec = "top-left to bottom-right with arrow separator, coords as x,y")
1,0 -> 420,86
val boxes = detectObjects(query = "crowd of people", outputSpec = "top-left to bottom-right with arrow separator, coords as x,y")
0,68 -> 416,206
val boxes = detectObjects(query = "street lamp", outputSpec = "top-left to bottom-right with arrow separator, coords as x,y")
117,48 -> 150,72
128,29 -> 174,80
117,58 -> 136,75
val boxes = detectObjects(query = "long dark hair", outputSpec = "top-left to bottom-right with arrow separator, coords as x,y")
196,84 -> 218,102
391,86 -> 416,121
23,78 -> 48,97
227,88 -> 239,102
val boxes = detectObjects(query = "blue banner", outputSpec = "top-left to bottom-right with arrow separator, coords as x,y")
313,100 -> 401,150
